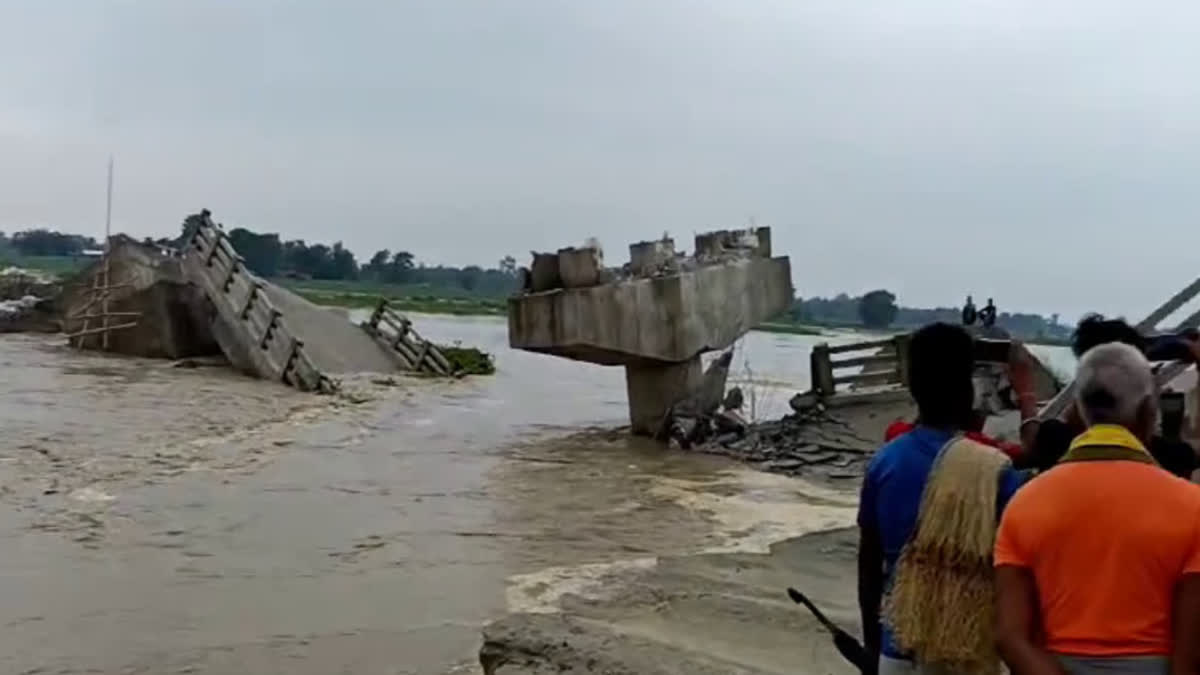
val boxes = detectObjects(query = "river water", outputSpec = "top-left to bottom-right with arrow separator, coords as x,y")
0,316 -> 1073,674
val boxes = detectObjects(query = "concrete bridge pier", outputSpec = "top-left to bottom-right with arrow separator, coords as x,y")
625,357 -> 703,435
508,227 -> 793,437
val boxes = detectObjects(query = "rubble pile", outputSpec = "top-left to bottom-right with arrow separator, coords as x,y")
0,295 -> 59,333
0,268 -> 65,333
0,267 -> 61,300
677,384 -> 913,482
518,226 -> 774,294
698,407 -> 882,482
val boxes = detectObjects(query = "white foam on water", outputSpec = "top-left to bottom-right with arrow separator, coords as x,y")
504,468 -> 857,613
647,468 -> 857,555
506,558 -> 658,614
69,486 -> 116,503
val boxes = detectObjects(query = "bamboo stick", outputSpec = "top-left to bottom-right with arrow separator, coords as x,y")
63,321 -> 139,339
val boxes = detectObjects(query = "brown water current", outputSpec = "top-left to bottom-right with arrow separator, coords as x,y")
0,317 -> 1075,674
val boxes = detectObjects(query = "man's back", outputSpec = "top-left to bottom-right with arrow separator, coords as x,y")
995,460 -> 1200,656
860,426 -> 1023,659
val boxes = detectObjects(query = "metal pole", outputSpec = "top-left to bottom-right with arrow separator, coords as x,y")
101,157 -> 113,350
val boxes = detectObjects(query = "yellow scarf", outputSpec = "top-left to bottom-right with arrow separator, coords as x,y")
1060,424 -> 1155,465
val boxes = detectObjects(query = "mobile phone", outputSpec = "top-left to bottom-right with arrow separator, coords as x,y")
1162,391 -> 1185,416
973,338 -> 1011,364
1146,332 -> 1198,363
1161,391 -> 1186,437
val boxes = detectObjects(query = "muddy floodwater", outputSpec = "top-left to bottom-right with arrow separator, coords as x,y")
0,316 -> 1074,674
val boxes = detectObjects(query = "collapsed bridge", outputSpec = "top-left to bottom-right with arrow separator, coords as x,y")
57,210 -> 455,389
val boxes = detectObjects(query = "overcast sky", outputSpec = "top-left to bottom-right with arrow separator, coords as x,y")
2,1 -> 1199,321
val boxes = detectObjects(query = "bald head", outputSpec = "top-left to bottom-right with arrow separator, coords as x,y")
1074,342 -> 1157,439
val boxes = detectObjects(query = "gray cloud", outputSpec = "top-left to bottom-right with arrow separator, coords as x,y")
2,0 -> 1199,320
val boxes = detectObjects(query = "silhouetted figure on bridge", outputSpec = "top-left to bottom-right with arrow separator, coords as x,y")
980,298 -> 997,328
962,296 -> 978,326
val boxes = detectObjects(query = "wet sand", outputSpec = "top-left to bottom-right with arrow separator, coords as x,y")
483,527 -> 861,675
0,319 -> 1072,674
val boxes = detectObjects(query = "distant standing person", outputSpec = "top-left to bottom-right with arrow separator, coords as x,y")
980,298 -> 997,328
995,342 -> 1200,675
962,296 -> 978,326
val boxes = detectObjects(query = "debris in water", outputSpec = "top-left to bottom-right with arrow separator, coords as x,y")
439,344 -> 496,376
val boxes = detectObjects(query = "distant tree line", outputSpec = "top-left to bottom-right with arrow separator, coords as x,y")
0,223 -> 1071,334
164,214 -> 521,294
790,291 -> 1070,341
0,229 -> 102,257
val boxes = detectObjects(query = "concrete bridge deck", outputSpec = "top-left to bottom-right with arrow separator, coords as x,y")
180,214 -> 432,390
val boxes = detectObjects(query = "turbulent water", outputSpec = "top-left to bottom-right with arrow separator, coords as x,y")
0,317 -> 1074,674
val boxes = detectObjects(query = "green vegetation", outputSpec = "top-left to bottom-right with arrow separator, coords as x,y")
176,211 -> 522,295
787,292 -> 1072,343
858,289 -> 899,328
285,281 -> 507,316
439,344 -> 496,375
0,254 -> 88,277
753,322 -> 824,336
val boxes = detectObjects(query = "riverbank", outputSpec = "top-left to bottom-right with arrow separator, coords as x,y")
481,526 -> 860,675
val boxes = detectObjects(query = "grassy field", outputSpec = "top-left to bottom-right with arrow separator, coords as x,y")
278,280 -> 508,316
753,322 -> 825,336
1,254 -> 89,277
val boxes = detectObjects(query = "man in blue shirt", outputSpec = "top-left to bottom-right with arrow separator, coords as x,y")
857,323 -> 1024,675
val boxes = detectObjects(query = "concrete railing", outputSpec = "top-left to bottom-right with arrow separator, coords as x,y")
182,217 -> 333,393
363,299 -> 452,375
810,336 -> 910,399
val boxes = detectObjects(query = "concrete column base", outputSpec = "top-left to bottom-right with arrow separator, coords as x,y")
625,357 -> 703,436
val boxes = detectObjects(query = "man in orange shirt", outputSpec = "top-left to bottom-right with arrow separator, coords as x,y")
994,342 -> 1200,675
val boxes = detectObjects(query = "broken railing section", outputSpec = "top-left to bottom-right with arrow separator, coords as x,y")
363,300 -> 496,376
808,337 -> 910,400
363,299 -> 452,375
183,216 -> 334,393
802,332 -> 1062,415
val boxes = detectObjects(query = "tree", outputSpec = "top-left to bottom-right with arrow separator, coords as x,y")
858,289 -> 898,328
364,249 -> 391,280
457,265 -> 483,291
228,228 -> 283,277
328,242 -> 358,280
11,229 -> 97,256
388,251 -> 415,283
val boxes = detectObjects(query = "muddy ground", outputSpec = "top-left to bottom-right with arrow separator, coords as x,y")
481,527 -> 860,675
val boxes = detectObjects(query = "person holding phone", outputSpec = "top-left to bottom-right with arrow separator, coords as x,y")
1024,315 -> 1200,479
